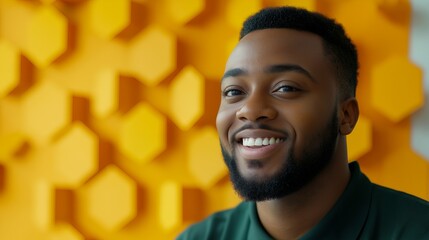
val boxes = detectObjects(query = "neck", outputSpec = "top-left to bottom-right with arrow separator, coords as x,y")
256,141 -> 350,240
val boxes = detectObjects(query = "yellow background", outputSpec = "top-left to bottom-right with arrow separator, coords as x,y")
0,0 -> 428,239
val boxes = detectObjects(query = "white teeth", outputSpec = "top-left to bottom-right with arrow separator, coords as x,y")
242,137 -> 283,147
255,138 -> 263,146
262,138 -> 269,145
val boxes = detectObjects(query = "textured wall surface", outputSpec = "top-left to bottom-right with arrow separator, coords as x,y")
0,0 -> 428,239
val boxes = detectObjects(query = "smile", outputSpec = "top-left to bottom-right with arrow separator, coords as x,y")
242,137 -> 284,147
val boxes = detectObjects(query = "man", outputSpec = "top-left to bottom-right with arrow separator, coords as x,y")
178,6 -> 429,240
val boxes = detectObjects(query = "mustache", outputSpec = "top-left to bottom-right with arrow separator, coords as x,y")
229,123 -> 289,144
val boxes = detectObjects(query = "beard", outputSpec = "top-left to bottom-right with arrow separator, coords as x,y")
221,108 -> 339,202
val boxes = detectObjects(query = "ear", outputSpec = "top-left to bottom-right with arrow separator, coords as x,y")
339,98 -> 359,135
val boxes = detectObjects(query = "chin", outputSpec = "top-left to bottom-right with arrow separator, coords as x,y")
239,161 -> 282,181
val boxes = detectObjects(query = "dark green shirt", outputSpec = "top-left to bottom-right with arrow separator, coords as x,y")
177,162 -> 429,239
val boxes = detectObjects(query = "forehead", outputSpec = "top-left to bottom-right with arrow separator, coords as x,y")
225,28 -> 333,78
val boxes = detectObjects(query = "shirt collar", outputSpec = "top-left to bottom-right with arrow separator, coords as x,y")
300,161 -> 372,239
247,162 -> 372,240
248,200 -> 273,239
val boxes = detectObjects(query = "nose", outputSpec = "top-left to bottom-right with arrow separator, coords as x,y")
236,93 -> 277,122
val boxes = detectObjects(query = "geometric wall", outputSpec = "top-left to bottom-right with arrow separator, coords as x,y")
0,0 -> 428,239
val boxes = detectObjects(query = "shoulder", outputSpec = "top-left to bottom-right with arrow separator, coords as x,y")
177,201 -> 251,240
370,184 -> 429,237
372,184 -> 429,213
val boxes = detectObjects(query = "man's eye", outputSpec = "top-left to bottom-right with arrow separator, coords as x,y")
275,85 -> 300,92
224,89 -> 244,97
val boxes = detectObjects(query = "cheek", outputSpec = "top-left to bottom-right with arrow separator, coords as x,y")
282,101 -> 334,146
216,106 -> 235,147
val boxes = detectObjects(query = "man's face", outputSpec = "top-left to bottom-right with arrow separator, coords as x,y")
216,29 -> 341,201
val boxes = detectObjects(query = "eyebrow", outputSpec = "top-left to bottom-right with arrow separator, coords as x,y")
222,64 -> 316,82
222,68 -> 248,80
265,64 -> 316,82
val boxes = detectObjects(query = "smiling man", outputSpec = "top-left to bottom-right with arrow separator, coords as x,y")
178,6 -> 429,240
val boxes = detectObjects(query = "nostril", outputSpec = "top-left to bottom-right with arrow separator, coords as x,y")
256,116 -> 269,121
238,116 -> 248,121
237,112 -> 274,122
235,98 -> 278,121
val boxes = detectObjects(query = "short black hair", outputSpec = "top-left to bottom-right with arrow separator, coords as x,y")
240,6 -> 358,100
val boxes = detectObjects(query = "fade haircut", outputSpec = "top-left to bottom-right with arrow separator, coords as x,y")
240,6 -> 359,100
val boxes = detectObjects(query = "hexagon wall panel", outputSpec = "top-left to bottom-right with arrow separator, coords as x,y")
51,122 -> 98,188
90,69 -> 119,118
159,181 -> 182,230
127,26 -> 176,86
0,133 -> 26,162
347,116 -> 373,161
371,56 -> 424,122
165,0 -> 205,25
47,223 -> 84,240
82,165 -> 136,231
377,0 -> 409,21
270,0 -> 316,10
226,0 -> 262,29
21,80 -> 71,144
169,66 -> 205,131
0,0 -> 428,239
24,5 -> 68,68
119,103 -> 167,164
32,180 -> 54,230
158,182 -> 204,231
0,40 -> 20,97
88,0 -> 130,39
188,127 -> 227,189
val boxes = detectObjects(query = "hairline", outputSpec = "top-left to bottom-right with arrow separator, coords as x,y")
240,27 -> 354,100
